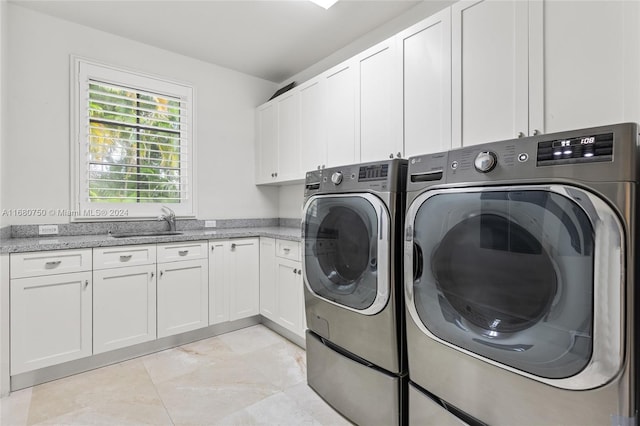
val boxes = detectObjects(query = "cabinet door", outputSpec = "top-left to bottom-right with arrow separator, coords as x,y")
325,61 -> 357,167
299,78 -> 327,173
93,264 -> 156,354
157,259 -> 208,338
358,39 -> 403,162
452,0 -> 529,147
228,239 -> 260,321
255,102 -> 278,184
11,272 -> 92,374
209,240 -> 229,325
276,258 -> 303,337
277,91 -> 301,181
400,8 -> 452,157
541,0 -> 626,133
259,238 -> 277,321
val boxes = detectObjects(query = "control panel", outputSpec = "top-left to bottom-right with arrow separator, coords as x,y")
304,159 -> 406,195
536,132 -> 613,166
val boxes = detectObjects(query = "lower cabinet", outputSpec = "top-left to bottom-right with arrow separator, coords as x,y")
260,238 -> 306,339
209,238 -> 260,324
10,270 -> 93,375
157,242 -> 209,338
93,264 -> 157,354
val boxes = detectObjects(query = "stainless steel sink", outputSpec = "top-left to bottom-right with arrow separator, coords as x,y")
110,231 -> 183,238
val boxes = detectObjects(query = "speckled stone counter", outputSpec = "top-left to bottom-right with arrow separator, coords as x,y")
0,226 -> 301,254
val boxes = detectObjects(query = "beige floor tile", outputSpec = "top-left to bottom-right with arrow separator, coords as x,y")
25,360 -> 171,426
142,336 -> 235,385
217,325 -> 285,355
239,339 -> 306,390
0,387 -> 32,426
219,392 -> 321,426
284,382 -> 353,426
155,356 -> 281,425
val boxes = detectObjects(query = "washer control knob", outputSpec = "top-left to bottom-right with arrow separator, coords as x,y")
331,171 -> 343,185
474,151 -> 497,173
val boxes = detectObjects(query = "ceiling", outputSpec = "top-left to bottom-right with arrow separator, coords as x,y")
10,0 -> 423,83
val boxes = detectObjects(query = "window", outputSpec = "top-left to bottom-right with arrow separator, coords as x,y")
73,58 -> 194,219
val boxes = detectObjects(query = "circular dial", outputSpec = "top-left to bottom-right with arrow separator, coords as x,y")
331,171 -> 343,185
474,151 -> 498,173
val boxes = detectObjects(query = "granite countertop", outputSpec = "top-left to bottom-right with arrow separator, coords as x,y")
0,226 -> 302,254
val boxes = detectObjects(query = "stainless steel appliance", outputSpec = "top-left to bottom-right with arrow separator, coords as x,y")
302,159 -> 408,426
404,123 -> 638,425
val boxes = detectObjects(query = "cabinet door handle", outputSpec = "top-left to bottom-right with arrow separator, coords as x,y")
396,152 -> 402,158
160,271 -> 164,278
150,272 -> 155,279
84,280 -> 89,289
45,260 -> 62,268
389,153 -> 394,159
231,243 -> 236,250
517,132 -> 526,138
178,250 -> 189,256
533,129 -> 541,136
293,268 -> 297,274
211,245 -> 215,251
298,269 -> 302,275
119,255 -> 133,262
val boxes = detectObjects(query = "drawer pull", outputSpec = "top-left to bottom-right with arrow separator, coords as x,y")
283,247 -> 291,253
178,250 -> 189,256
231,243 -> 236,250
45,260 -> 62,268
119,255 -> 133,262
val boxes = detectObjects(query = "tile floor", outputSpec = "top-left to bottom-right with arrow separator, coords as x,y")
0,325 -> 352,426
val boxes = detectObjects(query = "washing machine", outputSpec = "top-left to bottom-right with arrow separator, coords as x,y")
404,123 -> 638,425
302,159 -> 408,426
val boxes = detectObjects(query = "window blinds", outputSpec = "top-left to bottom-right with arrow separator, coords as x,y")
86,79 -> 189,204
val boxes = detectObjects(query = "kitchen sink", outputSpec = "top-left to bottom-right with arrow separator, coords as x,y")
109,231 -> 183,238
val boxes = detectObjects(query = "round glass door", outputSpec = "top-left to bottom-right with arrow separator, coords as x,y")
408,188 -> 596,379
303,194 -> 389,314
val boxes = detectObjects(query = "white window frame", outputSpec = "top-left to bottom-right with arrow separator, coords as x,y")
71,57 -> 196,221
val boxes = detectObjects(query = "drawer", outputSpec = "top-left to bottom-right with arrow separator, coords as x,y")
93,244 -> 156,270
10,249 -> 92,278
276,239 -> 300,261
157,241 -> 208,263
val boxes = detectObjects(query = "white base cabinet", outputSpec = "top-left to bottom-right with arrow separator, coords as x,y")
157,242 -> 209,338
93,264 -> 156,354
10,249 -> 93,375
209,238 -> 260,324
260,238 -> 306,339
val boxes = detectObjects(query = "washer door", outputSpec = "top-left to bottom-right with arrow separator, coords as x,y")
303,193 -> 390,315
405,185 -> 624,390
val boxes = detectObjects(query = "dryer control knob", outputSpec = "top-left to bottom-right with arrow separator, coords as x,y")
474,151 -> 497,173
331,171 -> 343,185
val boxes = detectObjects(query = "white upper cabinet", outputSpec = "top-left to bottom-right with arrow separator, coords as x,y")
399,8 -> 452,158
541,0 -> 626,133
357,39 -> 403,162
452,0 -> 533,147
325,60 -> 358,167
299,78 -> 327,173
255,102 -> 278,184
277,91 -> 302,181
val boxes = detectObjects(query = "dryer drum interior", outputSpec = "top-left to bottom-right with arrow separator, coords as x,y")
411,189 -> 596,379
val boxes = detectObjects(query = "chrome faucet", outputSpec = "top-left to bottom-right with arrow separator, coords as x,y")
158,206 -> 177,232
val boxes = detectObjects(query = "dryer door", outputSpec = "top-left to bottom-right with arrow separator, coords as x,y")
303,193 -> 390,315
405,185 -> 624,390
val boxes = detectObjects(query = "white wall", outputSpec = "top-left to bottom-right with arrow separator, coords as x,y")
4,4 -> 279,225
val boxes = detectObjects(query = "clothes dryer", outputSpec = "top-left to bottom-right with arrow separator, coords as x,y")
404,123 -> 638,425
303,159 -> 407,426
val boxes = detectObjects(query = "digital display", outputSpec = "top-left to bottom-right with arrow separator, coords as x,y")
537,132 -> 613,166
359,164 -> 389,181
